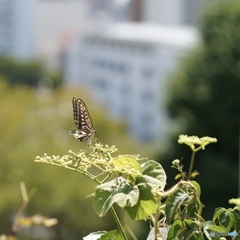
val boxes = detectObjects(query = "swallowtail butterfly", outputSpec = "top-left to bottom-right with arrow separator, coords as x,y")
69,97 -> 96,146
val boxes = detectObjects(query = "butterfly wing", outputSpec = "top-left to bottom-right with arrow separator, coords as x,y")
70,97 -> 95,146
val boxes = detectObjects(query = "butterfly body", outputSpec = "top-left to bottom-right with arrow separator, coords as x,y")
69,97 -> 96,146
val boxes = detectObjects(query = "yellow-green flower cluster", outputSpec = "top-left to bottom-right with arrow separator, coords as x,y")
35,144 -> 143,184
178,135 -> 217,151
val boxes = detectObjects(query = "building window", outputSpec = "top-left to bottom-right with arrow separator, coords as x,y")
92,78 -> 110,90
141,90 -> 154,102
120,84 -> 131,96
142,67 -> 154,79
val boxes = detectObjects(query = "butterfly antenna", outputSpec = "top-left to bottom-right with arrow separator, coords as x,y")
95,122 -> 106,129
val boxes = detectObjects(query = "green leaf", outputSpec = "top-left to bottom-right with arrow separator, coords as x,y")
93,189 -> 113,217
165,189 -> 189,224
123,160 -> 166,220
233,206 -> 240,212
184,219 -> 197,226
213,207 -> 235,232
232,211 -> 240,232
212,207 -> 226,222
93,177 -> 139,217
167,219 -> 185,239
235,218 -> 240,233
190,170 -> 199,179
190,180 -> 201,197
83,230 -> 124,240
99,230 -> 124,240
218,210 -> 234,231
184,197 -> 202,219
125,183 -> 156,220
203,221 -> 226,232
168,219 -> 203,240
140,160 -> 167,190
203,221 -> 226,239
83,231 -> 107,240
232,210 -> 240,220
111,155 -> 142,179
184,229 -> 204,240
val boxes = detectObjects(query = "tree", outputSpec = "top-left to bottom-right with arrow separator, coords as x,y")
160,1 -> 240,218
0,57 -> 62,87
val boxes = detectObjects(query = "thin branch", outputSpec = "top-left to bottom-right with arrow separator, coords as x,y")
11,182 -> 29,235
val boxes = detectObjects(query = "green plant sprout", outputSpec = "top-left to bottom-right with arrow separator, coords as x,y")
35,135 -> 240,240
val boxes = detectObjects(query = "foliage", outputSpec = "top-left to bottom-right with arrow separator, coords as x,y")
0,79 -> 141,239
0,57 -> 62,87
36,142 -> 167,239
36,146 -> 166,226
162,0 -> 240,217
1,76 -> 237,239
35,134 -> 240,240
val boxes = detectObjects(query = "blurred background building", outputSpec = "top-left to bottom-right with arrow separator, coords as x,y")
63,24 -> 197,140
61,0 -> 202,141
0,0 -> 34,59
0,0 -> 204,142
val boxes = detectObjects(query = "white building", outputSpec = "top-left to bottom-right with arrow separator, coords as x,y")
0,0 -> 34,59
64,23 -> 198,141
88,0 -> 205,26
141,0 -> 204,26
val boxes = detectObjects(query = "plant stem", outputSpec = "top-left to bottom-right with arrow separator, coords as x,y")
154,201 -> 162,238
12,182 -> 29,235
110,207 -> 128,240
187,151 -> 196,180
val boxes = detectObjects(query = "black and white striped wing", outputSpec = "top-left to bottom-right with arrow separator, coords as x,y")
69,97 -> 95,146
